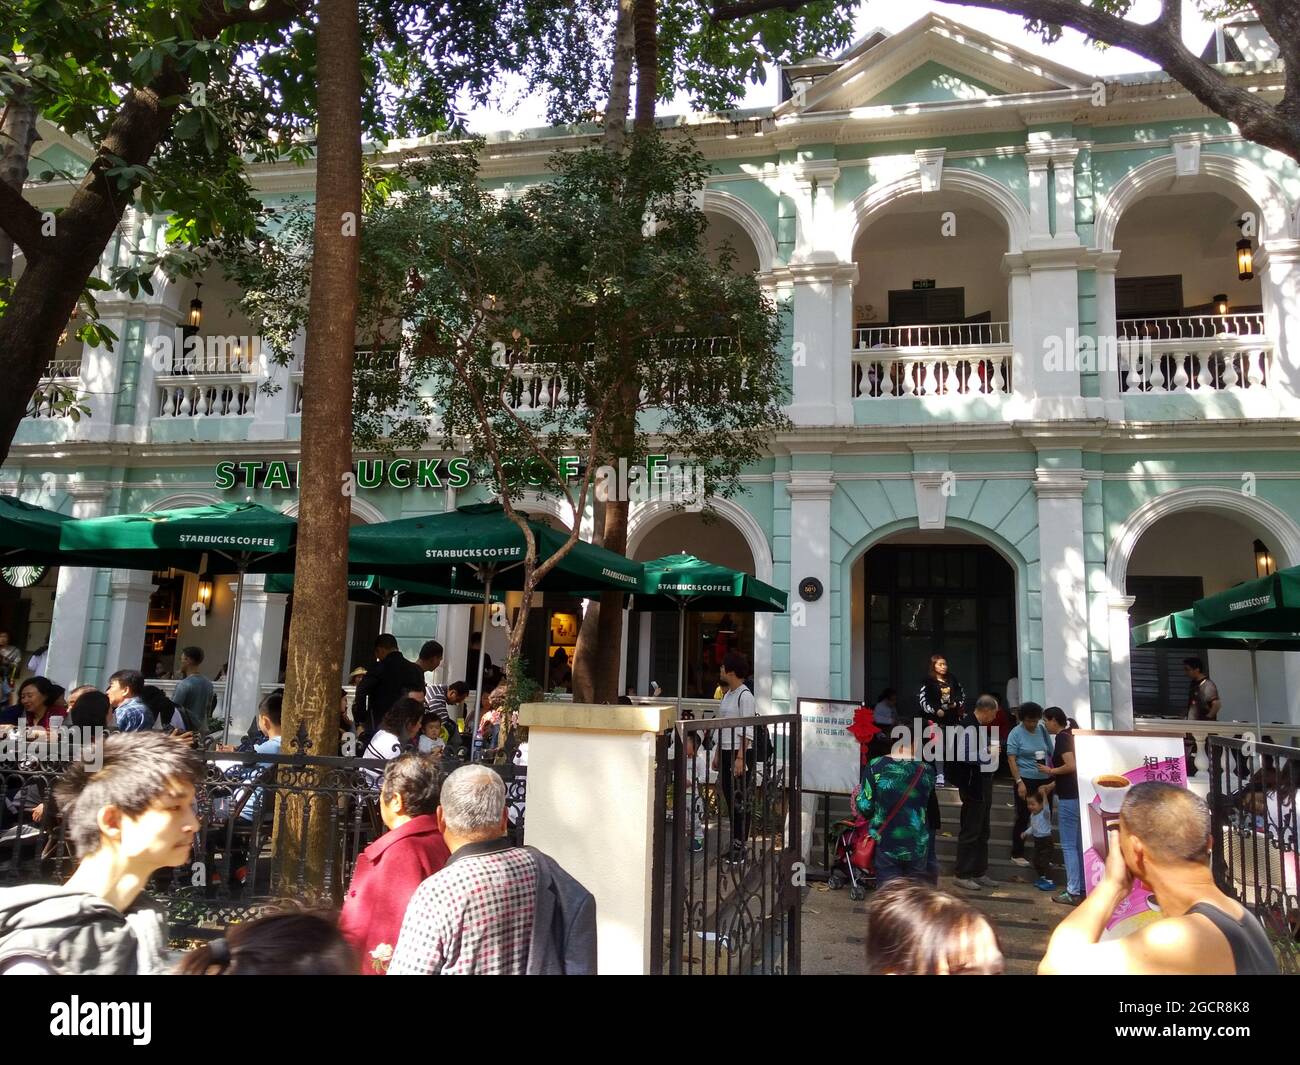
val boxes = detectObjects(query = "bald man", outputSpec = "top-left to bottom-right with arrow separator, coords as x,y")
1039,782 -> 1278,975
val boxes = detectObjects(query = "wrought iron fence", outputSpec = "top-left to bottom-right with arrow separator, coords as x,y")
0,733 -> 525,939
1207,736 -> 1299,974
650,713 -> 801,975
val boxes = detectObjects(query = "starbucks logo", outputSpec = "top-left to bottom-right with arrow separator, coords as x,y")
2,565 -> 46,588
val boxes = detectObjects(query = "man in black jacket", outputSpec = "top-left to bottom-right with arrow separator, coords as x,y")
951,693 -> 1002,893
355,635 -> 426,737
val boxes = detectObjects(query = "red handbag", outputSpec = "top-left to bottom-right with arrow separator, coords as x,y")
855,764 -> 926,871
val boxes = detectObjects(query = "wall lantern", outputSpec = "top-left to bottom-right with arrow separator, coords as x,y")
1213,293 -> 1229,316
185,283 -> 204,337
196,574 -> 214,608
1235,222 -> 1254,281
1254,539 -> 1276,579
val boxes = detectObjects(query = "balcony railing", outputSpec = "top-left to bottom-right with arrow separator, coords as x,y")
1117,313 -> 1265,341
854,321 -> 1010,350
157,378 -> 258,418
26,359 -> 83,419
1117,316 -> 1273,395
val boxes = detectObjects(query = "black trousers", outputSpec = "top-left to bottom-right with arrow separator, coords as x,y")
956,772 -> 994,878
718,749 -> 756,849
1011,778 -> 1050,858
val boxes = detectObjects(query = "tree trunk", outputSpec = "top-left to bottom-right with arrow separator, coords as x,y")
0,91 -> 39,281
569,492 -> 605,702
603,0 -> 636,153
274,0 -> 362,899
578,1 -> 660,705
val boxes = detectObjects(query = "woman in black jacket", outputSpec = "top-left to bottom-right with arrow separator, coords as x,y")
918,653 -> 966,787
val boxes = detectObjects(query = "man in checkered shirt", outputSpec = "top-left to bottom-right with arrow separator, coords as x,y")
389,764 -> 538,975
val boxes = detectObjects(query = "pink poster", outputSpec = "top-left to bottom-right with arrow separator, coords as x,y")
1073,730 -> 1188,941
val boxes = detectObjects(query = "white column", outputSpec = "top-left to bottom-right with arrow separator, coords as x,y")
441,606 -> 472,688
1094,254 -> 1124,419
249,330 -> 301,440
1034,469 -> 1091,726
617,607 -> 629,696
129,309 -> 184,443
786,160 -> 839,262
1025,152 -> 1053,243
1106,594 -> 1136,731
227,575 -> 288,737
636,613 -> 651,695
1257,240 -> 1300,405
785,471 -> 834,707
46,485 -> 107,688
1005,262 -> 1035,413
1049,142 -> 1082,242
103,569 -> 155,675
519,701 -> 676,974
787,262 -> 859,426
1005,247 -> 1089,416
76,315 -> 130,441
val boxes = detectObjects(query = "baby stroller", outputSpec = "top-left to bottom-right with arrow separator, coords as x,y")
828,814 -> 874,900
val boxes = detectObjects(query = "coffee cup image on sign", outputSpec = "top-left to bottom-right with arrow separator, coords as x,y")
1094,774 -> 1132,813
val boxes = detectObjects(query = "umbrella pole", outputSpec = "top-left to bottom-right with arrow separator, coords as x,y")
469,571 -> 493,762
1250,645 -> 1262,742
676,602 -> 685,718
221,563 -> 248,745
379,592 -> 392,636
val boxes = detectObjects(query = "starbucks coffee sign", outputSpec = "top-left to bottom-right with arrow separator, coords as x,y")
215,458 -> 472,492
2,565 -> 47,588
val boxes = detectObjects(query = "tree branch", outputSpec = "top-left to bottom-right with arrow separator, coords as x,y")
0,178 -> 46,259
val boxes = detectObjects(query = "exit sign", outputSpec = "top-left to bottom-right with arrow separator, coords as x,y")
912,279 -> 936,289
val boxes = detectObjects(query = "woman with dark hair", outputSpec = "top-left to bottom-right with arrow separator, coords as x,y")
174,911 -> 356,975
362,698 -> 424,785
339,753 -> 450,973
918,654 -> 965,787
8,676 -> 65,728
548,648 -> 572,692
864,881 -> 1004,975
1041,706 -> 1083,905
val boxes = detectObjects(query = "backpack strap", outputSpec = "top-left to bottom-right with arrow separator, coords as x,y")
878,763 -> 926,833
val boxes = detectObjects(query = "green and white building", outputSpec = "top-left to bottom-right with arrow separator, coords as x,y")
6,13 -> 1300,734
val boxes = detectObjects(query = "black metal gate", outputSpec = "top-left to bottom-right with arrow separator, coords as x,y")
651,713 -> 801,974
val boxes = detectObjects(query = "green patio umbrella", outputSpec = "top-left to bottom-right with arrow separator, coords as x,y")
0,495 -> 131,570
1133,607 -> 1300,737
1193,567 -> 1300,635
60,502 -> 298,741
349,503 -> 645,753
631,553 -> 787,715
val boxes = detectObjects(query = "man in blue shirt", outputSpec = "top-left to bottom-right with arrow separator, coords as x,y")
106,670 -> 150,732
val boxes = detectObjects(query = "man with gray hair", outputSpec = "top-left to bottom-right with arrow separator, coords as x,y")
1039,782 -> 1278,975
389,764 -> 596,975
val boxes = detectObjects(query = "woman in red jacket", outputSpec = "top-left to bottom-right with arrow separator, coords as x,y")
339,753 -> 450,974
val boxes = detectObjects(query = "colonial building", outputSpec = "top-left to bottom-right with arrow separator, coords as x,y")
5,13 -> 1300,733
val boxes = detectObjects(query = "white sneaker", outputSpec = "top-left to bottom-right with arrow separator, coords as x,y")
953,877 -> 982,892
975,875 -> 999,888
1010,856 -> 1031,867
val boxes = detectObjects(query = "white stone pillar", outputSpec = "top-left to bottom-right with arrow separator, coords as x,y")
787,262 -> 858,426
1034,469 -> 1091,726
250,330 -> 301,440
637,613 -> 652,695
1049,142 -> 1082,241
128,308 -> 184,444
46,485 -> 108,688
1025,150 -> 1053,243
103,569 -> 156,675
1257,239 -> 1300,404
1106,594 -> 1137,731
1093,253 -> 1124,419
76,315 -> 130,441
519,701 -> 676,974
226,574 -> 288,737
785,471 -> 834,707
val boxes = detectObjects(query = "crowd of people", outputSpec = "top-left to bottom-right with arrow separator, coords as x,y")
0,732 -> 596,975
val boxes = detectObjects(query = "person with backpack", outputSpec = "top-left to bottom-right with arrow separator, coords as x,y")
712,651 -> 761,867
